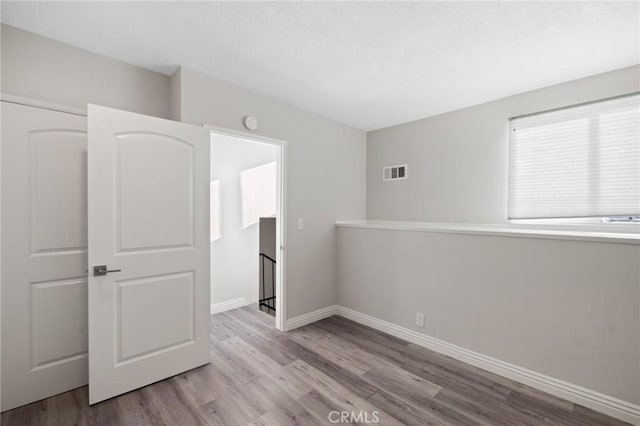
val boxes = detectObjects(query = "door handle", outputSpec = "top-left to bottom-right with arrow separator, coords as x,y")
93,265 -> 122,276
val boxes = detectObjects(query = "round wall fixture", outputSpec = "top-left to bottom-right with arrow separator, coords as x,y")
244,116 -> 258,131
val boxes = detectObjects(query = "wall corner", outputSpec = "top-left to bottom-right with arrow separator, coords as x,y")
169,67 -> 182,122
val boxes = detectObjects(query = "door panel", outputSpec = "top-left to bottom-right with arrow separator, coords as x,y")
1,102 -> 88,411
117,271 -> 194,363
88,105 -> 210,404
31,278 -> 88,368
30,130 -> 87,253
116,133 -> 195,251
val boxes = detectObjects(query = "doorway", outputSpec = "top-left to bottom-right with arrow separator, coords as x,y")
1,99 -> 288,410
2,101 -> 214,408
208,128 -> 286,331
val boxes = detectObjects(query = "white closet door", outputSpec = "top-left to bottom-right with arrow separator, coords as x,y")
1,102 -> 88,411
88,105 -> 210,404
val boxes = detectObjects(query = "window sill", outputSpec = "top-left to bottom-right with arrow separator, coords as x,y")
335,220 -> 640,245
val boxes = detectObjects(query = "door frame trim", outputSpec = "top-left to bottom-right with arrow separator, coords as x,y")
0,93 -> 87,117
204,125 -> 288,331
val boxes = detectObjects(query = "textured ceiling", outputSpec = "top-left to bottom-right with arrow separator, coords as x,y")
1,1 -> 638,130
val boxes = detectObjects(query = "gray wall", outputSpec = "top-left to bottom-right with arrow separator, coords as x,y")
1,25 -> 170,118
349,64 -> 640,406
175,68 -> 367,318
367,65 -> 640,223
210,134 -> 277,306
337,227 -> 640,404
0,25 -> 367,321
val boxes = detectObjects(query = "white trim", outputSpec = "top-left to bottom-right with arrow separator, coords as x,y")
284,304 -> 639,423
285,305 -> 339,331
210,297 -> 250,314
203,124 -> 286,147
276,138 -> 287,332
336,220 -> 640,245
0,93 -> 3,413
334,306 -> 640,426
206,125 -> 288,332
0,93 -> 87,116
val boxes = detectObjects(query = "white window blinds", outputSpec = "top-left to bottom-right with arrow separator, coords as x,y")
508,93 -> 640,220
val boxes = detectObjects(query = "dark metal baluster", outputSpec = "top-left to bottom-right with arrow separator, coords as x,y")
258,253 -> 276,315
271,260 -> 275,311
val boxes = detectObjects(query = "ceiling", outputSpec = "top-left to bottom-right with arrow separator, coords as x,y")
1,1 -> 638,131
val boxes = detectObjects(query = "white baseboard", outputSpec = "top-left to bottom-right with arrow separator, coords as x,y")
285,305 -> 339,331
334,306 -> 640,426
210,297 -> 250,314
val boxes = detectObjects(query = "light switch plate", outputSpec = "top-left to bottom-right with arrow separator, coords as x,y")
297,218 -> 304,230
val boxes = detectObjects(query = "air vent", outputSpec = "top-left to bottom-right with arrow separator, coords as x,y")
383,164 -> 408,181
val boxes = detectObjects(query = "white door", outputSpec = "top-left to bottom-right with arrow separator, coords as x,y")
88,105 -> 210,404
1,102 -> 88,411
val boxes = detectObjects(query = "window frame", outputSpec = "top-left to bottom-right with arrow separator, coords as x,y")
507,92 -> 640,230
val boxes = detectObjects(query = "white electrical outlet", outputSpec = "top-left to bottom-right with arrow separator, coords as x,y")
297,218 -> 304,230
416,312 -> 425,327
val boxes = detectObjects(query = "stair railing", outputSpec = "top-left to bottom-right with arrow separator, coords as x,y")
259,253 -> 276,314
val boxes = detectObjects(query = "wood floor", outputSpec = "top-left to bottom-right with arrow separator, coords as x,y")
1,305 -> 630,426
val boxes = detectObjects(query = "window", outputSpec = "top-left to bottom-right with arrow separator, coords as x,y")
240,161 -> 277,228
508,93 -> 640,221
603,216 -> 640,223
